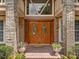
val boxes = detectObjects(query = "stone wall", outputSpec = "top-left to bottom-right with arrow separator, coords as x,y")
5,0 -> 19,52
62,0 -> 75,55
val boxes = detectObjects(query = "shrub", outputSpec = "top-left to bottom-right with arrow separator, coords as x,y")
69,54 -> 77,59
15,53 -> 25,59
7,55 -> 14,59
62,56 -> 68,59
0,45 -> 13,59
75,44 -> 79,59
67,48 -> 73,55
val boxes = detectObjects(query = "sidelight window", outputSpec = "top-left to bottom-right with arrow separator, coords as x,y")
0,21 -> 3,42
75,20 -> 79,42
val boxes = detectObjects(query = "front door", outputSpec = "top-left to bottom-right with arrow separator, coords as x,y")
28,22 -> 51,44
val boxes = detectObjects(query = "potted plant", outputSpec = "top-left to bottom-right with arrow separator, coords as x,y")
52,42 -> 62,55
18,42 -> 26,53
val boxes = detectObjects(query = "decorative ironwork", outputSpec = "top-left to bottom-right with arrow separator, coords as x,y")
32,23 -> 37,35
42,24 -> 47,33
27,0 -> 52,15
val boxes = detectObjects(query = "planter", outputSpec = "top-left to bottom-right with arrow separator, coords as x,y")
53,48 -> 62,56
18,47 -> 26,53
52,43 -> 62,56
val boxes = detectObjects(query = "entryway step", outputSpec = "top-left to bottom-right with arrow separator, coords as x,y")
25,45 -> 61,59
25,56 -> 61,59
26,58 -> 60,59
25,53 -> 61,59
25,57 -> 61,59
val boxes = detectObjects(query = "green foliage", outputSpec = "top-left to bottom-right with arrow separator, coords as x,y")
7,55 -> 14,59
0,45 -> 13,59
0,44 -> 5,46
66,47 -> 77,59
62,56 -> 68,59
62,55 -> 77,59
69,55 -> 77,59
15,53 -> 25,59
19,42 -> 25,48
67,48 -> 73,54
62,47 -> 77,59
52,42 -> 62,49
75,44 -> 79,52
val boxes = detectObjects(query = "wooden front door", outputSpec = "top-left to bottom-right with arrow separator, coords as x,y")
41,22 -> 50,44
28,22 -> 51,44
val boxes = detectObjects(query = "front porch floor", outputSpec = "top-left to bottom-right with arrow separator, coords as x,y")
25,45 -> 61,59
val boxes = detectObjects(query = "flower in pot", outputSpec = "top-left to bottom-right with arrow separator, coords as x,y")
52,42 -> 62,56
18,42 -> 26,53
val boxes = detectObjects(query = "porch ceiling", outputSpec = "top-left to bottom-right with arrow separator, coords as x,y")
0,11 -> 5,15
76,10 -> 79,16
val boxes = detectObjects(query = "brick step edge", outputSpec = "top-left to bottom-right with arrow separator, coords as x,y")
26,58 -> 61,59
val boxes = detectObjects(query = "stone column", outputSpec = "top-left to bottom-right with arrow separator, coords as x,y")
5,0 -> 18,52
19,17 -> 25,42
54,17 -> 59,42
62,0 -> 75,55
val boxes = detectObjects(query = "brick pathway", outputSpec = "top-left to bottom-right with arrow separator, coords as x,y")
25,45 -> 61,59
